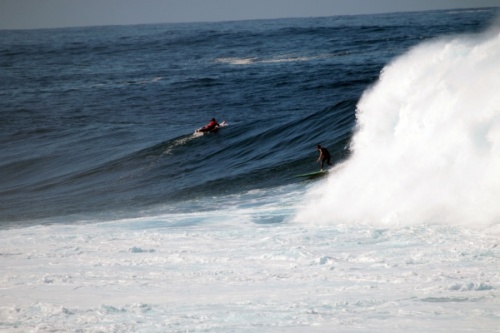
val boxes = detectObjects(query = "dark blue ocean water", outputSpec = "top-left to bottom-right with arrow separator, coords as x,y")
0,8 -> 497,227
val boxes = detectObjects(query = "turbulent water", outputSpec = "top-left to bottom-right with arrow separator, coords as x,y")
1,8 -> 500,332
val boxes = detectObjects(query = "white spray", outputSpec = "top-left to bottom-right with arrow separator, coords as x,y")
295,27 -> 500,227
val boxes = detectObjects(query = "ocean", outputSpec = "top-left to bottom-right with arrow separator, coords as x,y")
1,8 -> 500,332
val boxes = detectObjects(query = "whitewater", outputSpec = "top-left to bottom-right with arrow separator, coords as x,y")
1,9 -> 500,333
296,23 -> 500,228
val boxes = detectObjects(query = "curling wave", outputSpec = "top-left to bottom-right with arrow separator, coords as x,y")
295,26 -> 500,228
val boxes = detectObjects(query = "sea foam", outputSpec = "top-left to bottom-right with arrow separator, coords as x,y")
295,27 -> 500,228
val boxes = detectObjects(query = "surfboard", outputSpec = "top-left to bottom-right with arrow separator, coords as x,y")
296,170 -> 328,178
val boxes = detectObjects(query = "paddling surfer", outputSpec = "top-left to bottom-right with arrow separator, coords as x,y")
197,118 -> 219,133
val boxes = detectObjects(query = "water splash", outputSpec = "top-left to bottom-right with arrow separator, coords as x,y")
295,27 -> 500,228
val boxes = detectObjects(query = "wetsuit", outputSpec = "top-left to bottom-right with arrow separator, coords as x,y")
199,119 -> 219,132
319,147 -> 332,169
205,120 -> 219,131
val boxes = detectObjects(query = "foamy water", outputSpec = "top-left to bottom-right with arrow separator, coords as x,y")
1,205 -> 498,332
295,26 -> 500,228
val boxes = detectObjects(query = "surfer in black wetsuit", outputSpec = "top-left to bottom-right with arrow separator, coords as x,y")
317,144 -> 332,171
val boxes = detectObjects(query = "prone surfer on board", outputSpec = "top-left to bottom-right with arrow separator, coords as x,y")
316,144 -> 332,171
196,118 -> 220,133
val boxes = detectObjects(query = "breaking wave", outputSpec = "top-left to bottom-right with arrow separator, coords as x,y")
295,26 -> 500,228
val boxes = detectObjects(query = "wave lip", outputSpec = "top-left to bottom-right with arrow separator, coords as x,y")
295,27 -> 500,228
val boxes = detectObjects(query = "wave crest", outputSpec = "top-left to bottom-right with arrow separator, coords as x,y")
294,27 -> 500,228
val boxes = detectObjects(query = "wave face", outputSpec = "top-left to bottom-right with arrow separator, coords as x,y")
295,25 -> 500,227
0,8 -> 497,228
